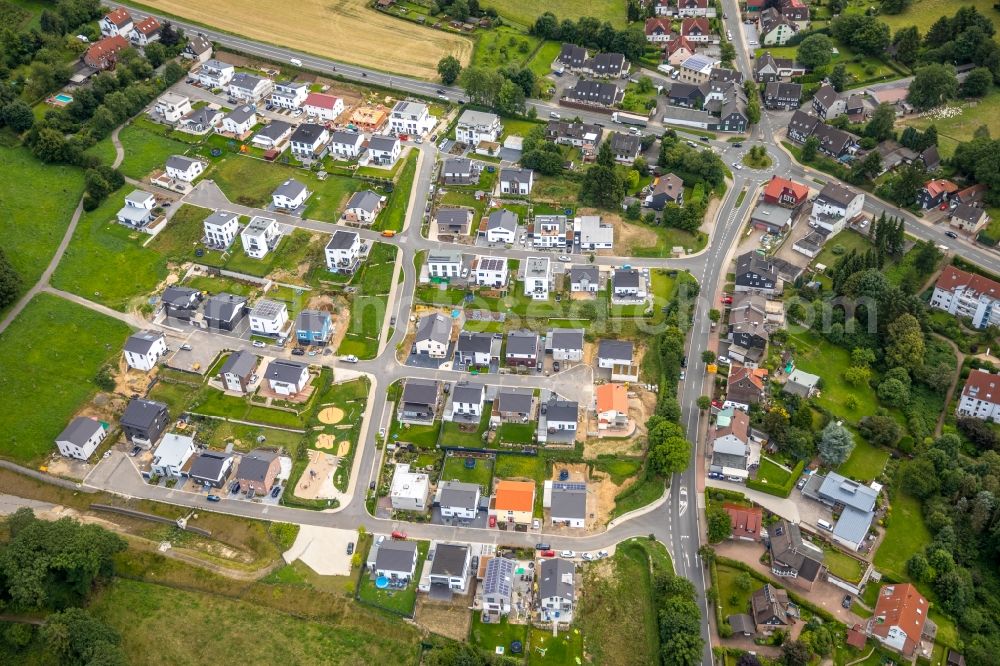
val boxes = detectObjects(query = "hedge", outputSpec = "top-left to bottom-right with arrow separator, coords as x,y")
746,460 -> 806,498
716,556 -> 843,628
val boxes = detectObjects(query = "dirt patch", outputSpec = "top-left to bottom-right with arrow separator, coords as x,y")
294,450 -> 338,500
414,596 -> 473,642
615,220 -> 660,256
315,434 -> 336,449
337,440 -> 350,457
112,356 -> 156,398
318,407 -> 344,424
546,463 -> 634,530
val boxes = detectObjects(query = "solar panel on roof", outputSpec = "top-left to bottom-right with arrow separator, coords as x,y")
554,482 -> 586,492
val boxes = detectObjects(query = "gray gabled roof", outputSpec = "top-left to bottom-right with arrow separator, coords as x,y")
443,157 -> 472,174
121,398 -> 168,430
329,129 -> 363,146
237,449 -> 278,483
124,330 -> 164,355
56,417 -> 105,447
497,388 -> 532,414
550,328 -> 583,351
452,383 -> 484,405
817,472 -> 877,512
229,72 -> 264,90
295,309 -> 329,333
265,359 -> 308,383
817,181 -> 860,208
368,134 -> 398,152
166,155 -> 199,170
161,286 -> 200,307
273,178 -> 306,199
487,208 -> 518,232
326,229 -> 359,250
598,339 -> 634,361
614,269 -> 640,290
500,168 -> 532,185
506,331 -> 539,356
438,480 -> 480,509
546,399 -> 579,424
374,540 -> 418,573
570,265 -> 599,284
402,379 -> 438,406
610,132 -> 641,155
221,350 -> 256,378
346,189 -> 383,213
203,293 -> 246,322
435,208 -> 471,227
189,451 -> 231,480
255,120 -> 291,141
457,331 -> 493,354
290,123 -> 326,144
182,106 -> 220,127
550,482 -> 587,520
430,543 -> 469,577
226,104 -> 255,124
539,558 -> 575,601
415,312 -> 452,345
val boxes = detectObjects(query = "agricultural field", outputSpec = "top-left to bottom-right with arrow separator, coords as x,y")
139,0 -> 473,78
0,146 -> 86,309
846,0 -> 1000,40
0,294 -> 130,464
484,0 -> 627,29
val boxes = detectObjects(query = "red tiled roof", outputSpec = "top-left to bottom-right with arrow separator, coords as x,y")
85,35 -> 129,65
682,18 -> 710,35
925,178 -> 958,197
304,93 -> 341,110
934,265 -> 1000,299
956,182 -> 988,203
668,36 -> 695,55
717,409 -> 750,442
105,7 -> 131,26
962,369 -> 1000,404
723,503 -> 761,539
645,18 -> 672,36
763,175 -> 808,202
729,365 -> 764,391
134,16 -> 161,35
846,624 -> 868,649
872,583 -> 928,656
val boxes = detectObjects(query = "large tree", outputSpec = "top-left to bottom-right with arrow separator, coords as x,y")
437,55 -> 461,85
817,421 -> 855,467
891,26 -> 921,67
831,15 -> 890,57
707,506 -> 732,543
865,103 -> 897,142
797,34 -> 833,70
884,313 -> 925,370
41,608 -> 127,666
907,64 -> 959,110
0,248 -> 21,308
960,67 -> 993,98
580,142 -> 625,208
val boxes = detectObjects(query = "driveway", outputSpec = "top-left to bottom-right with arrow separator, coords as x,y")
284,525 -> 358,575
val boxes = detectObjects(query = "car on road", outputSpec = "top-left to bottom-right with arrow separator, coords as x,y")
680,356 -> 687,368
700,136 -> 709,142
270,486 -> 281,498
842,595 -> 852,609
369,480 -> 376,490
535,542 -> 551,550
378,427 -> 386,439
549,111 -> 561,119
436,89 -> 446,95
558,255 -> 570,262
679,370 -> 685,380
206,495 -> 221,502
540,550 -> 555,558
733,142 -> 743,148
291,348 -> 306,356
390,316 -> 396,326
391,530 -> 407,540
732,161 -> 743,170
560,550 -> 575,558
180,343 -> 192,351
342,354 -> 359,363
347,542 -> 354,555
252,340 -> 266,348
945,230 -> 959,239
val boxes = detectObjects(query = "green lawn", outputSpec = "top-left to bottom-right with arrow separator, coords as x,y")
496,421 -> 536,444
824,548 -> 866,583
874,490 -> 931,581
756,457 -> 793,487
812,229 -> 874,268
591,457 -> 642,485
117,123 -> 194,180
786,329 -> 882,419
903,88 -> 1000,158
194,389 -> 305,428
501,117 -> 545,141
88,579 -> 422,665
611,472 -> 666,518
469,613 -> 528,655
484,0 -> 626,28
494,454 -> 546,482
337,244 -> 397,359
0,293 -> 131,464
528,41 -> 563,80
374,150 -> 418,232
224,228 -> 324,282
869,0 -> 1000,43
716,563 -> 754,618
837,437 -> 889,482
0,146 -> 86,308
439,454 -> 494,494
388,416 -> 442,449
440,410 -> 492,447
753,43 -> 899,89
528,626 -> 584,665
471,26 -> 541,70
184,274 -> 262,299
357,540 -> 429,616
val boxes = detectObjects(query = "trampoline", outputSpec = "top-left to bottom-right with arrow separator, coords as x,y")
451,308 -> 461,318
375,576 -> 389,589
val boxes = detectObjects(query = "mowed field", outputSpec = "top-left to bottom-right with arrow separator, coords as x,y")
486,0 -> 627,28
141,0 -> 473,78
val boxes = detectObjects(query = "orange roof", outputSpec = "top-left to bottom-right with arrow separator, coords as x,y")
723,504 -> 761,538
493,480 -> 534,512
133,16 -> 161,35
105,7 -> 131,26
717,409 -> 750,442
85,35 -> 129,64
668,36 -> 695,55
925,178 -> 958,197
728,365 -> 764,391
645,18 -> 672,36
934,265 -> 1000,299
596,383 -> 628,414
872,583 -> 927,656
763,175 -> 808,202
682,17 -> 710,35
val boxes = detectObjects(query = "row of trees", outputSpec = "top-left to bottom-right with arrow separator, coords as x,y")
950,129 -> 1000,208
457,65 -> 531,115
531,12 -> 648,62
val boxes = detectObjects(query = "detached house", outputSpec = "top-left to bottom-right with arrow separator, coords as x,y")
645,173 -> 684,210
389,100 -> 435,135
595,383 -> 629,430
456,332 -> 495,367
735,252 -> 778,294
228,72 -> 273,102
726,365 -> 766,409
956,369 -> 1000,421
950,203 -> 989,234
441,157 -> 478,185
414,312 -> 452,358
237,450 -> 281,495
495,389 -> 534,422
324,230 -> 362,274
165,155 -> 205,182
248,299 -> 288,336
473,256 -> 509,288
428,543 -> 471,592
548,328 -> 584,362
752,584 -> 794,634
202,293 -> 247,331
179,107 -> 222,134
160,286 -> 201,321
390,463 -> 430,511
270,80 -> 308,109
574,215 -> 614,250
609,132 -> 642,164
932,266 -> 1000,330
155,92 -> 192,123
681,18 -> 711,43
84,35 -> 129,70
251,120 -> 292,150
399,379 -> 439,423
450,383 -> 485,419
124,330 -> 167,372
195,59 -> 235,88
490,480 -> 535,526
289,123 -> 330,160
484,209 -> 518,244
499,168 -> 533,195
597,339 -> 637,381
812,84 -> 846,120
481,557 -> 515,616
328,130 -> 365,159
918,178 -> 959,209
265,359 -> 310,396
129,16 -> 161,46
759,7 -> 797,46
809,182 -> 864,234
768,519 -> 825,590
221,105 -> 257,136
544,399 -> 579,439
763,175 -> 808,208
531,214 -> 569,249
295,309 -> 332,346
183,34 -> 213,63
370,540 -> 419,582
241,216 -> 281,259
220,350 -> 257,394
524,257 -> 552,300
302,92 -> 344,121
678,0 -> 711,16
56,417 -> 108,461
612,268 -> 642,299
427,251 -> 463,279
271,178 -> 309,211
645,18 -> 674,43
188,451 -> 234,488
869,584 -> 931,658
343,190 -> 385,225
755,52 -> 806,83
100,7 -> 133,37
456,109 -> 502,144
116,189 -> 157,230
570,266 -> 600,293
438,480 -> 481,520
151,433 -> 196,478
202,210 -> 240,249
366,135 -> 402,167
505,331 -> 540,368
121,398 -> 169,447
538,559 -> 575,617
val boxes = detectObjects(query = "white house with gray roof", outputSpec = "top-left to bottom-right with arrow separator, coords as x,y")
570,265 -> 600,292
328,130 -> 365,159
124,330 -> 166,371
269,80 -> 308,109
343,190 -> 385,225
545,399 -> 579,434
241,216 -> 281,259
289,123 -> 329,159
227,72 -> 273,102
437,480 -> 481,519
399,379 -> 439,422
221,105 -> 256,136
389,100 -> 435,135
414,312 -> 452,358
179,107 -> 222,134
220,350 -> 257,394
248,299 -> 288,336
428,543 -> 471,592
203,210 -> 239,249
548,481 -> 587,528
538,558 -> 576,617
324,229 -> 362,273
456,331 -> 494,367
251,120 -> 292,150
811,472 -> 878,551
450,383 -> 485,419
151,433 -> 197,478
165,155 -> 205,182
265,359 -> 310,396
370,540 -> 419,580
524,257 -> 552,300
435,208 -> 473,235
547,328 -> 584,362
495,388 -> 534,421
484,209 -> 518,244
612,268 -> 643,300
574,215 -> 614,250
427,251 -> 464,279
365,134 -> 401,166
271,178 -> 309,211
598,339 -> 638,381
55,417 -> 108,460
499,168 -> 534,195
194,59 -> 234,88
441,157 -> 478,185
456,109 -> 502,144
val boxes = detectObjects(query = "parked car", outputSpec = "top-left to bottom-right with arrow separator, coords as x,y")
252,340 -> 266,348
540,550 -> 556,558
391,530 -> 407,540
597,550 -> 609,558
180,343 -> 193,351
560,550 -> 575,558
796,476 -> 807,489
378,427 -> 386,439
291,347 -> 306,356
945,230 -> 958,239
535,543 -> 551,550
842,595 -> 852,609
270,486 -> 281,498
130,445 -> 141,457
700,136 -> 709,142
553,361 -> 561,372
533,519 -> 541,529
206,495 -> 221,502
342,355 -> 359,363
347,542 -> 355,555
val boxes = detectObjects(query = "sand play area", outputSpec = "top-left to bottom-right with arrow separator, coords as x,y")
317,406 -> 345,424
294,450 -> 339,500
315,434 -> 350,457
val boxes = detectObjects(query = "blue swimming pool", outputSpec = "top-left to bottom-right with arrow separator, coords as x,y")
54,93 -> 73,104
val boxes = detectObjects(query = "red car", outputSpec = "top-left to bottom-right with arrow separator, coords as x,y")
540,550 -> 555,558
391,530 -> 407,540
488,515 -> 497,528
720,295 -> 733,304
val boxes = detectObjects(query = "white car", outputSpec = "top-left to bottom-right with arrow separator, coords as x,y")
558,255 -> 570,262
378,428 -> 386,439
581,552 -> 594,561
560,550 -> 575,558
732,162 -> 743,170
717,355 -> 731,365
532,519 -> 541,529
341,355 -> 359,363
252,340 -> 266,348
679,370 -> 686,380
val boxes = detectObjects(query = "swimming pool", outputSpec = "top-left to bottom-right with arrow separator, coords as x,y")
54,93 -> 73,104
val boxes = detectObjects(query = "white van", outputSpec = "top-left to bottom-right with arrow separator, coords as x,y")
290,58 -> 302,66
817,519 -> 833,531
